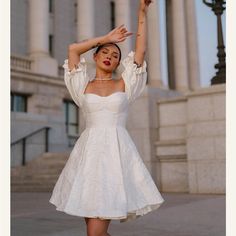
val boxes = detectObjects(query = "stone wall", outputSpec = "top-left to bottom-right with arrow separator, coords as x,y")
186,84 -> 226,194
127,86 -> 182,189
156,84 -> 225,194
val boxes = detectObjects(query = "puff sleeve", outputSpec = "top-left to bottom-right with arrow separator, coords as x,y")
63,57 -> 90,108
121,51 -> 147,104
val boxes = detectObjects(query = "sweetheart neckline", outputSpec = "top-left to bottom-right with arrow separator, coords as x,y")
83,91 -> 126,98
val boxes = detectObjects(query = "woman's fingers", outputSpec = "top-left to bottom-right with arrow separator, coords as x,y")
124,32 -> 133,37
118,32 -> 133,42
117,24 -> 125,30
110,24 -> 133,42
119,32 -> 133,39
145,0 -> 153,6
120,28 -> 127,33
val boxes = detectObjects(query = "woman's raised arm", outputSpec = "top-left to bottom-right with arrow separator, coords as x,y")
134,0 -> 153,67
68,25 -> 132,71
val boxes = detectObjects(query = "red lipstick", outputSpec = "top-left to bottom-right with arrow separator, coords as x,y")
103,60 -> 111,66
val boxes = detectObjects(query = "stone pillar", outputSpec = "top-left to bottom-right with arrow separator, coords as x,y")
171,0 -> 189,92
115,0 -> 132,59
28,0 -> 58,77
77,0 -> 95,41
77,0 -> 95,75
184,0 -> 201,90
147,1 -> 163,88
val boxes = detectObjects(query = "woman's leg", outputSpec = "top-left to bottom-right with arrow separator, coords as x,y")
85,217 -> 112,236
84,217 -> 89,226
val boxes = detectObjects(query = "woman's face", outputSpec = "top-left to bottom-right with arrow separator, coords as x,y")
93,44 -> 120,72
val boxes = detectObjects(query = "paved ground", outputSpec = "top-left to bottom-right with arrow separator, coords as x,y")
11,192 -> 225,236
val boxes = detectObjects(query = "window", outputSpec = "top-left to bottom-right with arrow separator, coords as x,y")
110,1 -> 115,30
11,93 -> 28,112
49,34 -> 54,57
63,100 -> 79,136
49,0 -> 54,13
74,2 -> 78,23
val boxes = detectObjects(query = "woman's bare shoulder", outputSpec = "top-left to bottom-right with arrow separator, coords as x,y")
115,77 -> 125,90
116,76 -> 124,83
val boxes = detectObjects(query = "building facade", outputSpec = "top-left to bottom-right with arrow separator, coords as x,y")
11,0 -> 225,194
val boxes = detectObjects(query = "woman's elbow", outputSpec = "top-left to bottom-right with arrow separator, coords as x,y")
68,43 -> 77,52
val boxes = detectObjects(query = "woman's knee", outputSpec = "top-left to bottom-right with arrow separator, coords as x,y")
86,218 -> 110,236
87,225 -> 107,236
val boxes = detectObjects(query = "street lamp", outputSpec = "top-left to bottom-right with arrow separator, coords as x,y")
202,0 -> 226,85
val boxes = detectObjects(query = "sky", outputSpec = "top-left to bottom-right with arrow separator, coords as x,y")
158,0 -> 226,88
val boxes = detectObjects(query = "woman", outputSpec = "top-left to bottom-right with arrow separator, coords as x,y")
49,1 -> 165,236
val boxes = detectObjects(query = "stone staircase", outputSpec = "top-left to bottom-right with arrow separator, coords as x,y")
11,152 -> 70,192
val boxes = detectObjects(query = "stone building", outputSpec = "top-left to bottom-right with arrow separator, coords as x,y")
11,0 -> 225,194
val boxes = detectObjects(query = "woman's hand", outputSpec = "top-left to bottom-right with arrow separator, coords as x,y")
139,0 -> 153,13
105,24 -> 133,43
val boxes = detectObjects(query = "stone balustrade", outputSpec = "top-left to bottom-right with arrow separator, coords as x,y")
11,55 -> 33,71
11,54 -> 63,77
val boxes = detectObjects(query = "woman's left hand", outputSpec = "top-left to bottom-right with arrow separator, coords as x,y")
139,0 -> 153,13
106,24 -> 133,43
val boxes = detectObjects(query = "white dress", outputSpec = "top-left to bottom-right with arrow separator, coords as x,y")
49,51 -> 165,223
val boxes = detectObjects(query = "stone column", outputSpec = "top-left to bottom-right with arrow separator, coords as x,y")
28,0 -> 58,77
171,0 -> 189,92
147,1 -> 163,88
76,0 -> 95,76
184,0 -> 201,90
115,0 -> 132,59
76,0 -> 95,41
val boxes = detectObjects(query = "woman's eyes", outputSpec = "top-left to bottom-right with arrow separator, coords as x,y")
102,51 -> 118,58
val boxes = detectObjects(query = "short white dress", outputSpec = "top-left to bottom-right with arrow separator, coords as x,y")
49,51 -> 165,223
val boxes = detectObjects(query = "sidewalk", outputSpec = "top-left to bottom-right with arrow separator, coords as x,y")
11,192 -> 225,236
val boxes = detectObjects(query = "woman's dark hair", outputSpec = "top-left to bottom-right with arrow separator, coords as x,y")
94,43 -> 122,62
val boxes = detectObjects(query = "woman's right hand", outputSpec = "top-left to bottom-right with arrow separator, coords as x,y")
105,24 -> 133,43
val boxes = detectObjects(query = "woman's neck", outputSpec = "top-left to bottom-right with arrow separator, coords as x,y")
95,70 -> 112,79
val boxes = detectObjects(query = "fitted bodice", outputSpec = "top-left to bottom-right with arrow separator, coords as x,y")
63,51 -> 148,129
81,92 -> 129,129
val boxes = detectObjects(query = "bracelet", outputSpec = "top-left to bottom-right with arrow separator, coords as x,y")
134,60 -> 142,68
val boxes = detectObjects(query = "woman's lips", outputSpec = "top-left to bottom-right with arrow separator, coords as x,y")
103,61 -> 111,66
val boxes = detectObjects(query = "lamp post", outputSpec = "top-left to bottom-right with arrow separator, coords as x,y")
203,0 -> 226,85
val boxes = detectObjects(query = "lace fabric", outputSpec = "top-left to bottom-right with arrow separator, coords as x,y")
49,51 -> 165,223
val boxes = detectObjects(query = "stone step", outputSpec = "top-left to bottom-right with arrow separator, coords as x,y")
11,185 -> 54,192
26,159 -> 68,167
11,171 -> 61,178
13,174 -> 59,179
11,180 -> 56,185
28,157 -> 69,164
11,175 -> 60,183
11,168 -> 64,178
11,152 -> 69,192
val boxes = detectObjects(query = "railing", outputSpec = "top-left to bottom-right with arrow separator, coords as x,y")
67,134 -> 79,147
58,65 -> 64,77
11,55 -> 33,71
11,127 -> 51,166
